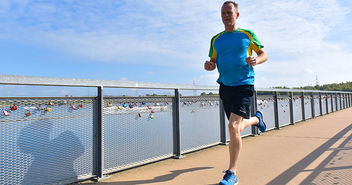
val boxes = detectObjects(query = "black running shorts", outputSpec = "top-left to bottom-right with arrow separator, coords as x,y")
219,83 -> 254,119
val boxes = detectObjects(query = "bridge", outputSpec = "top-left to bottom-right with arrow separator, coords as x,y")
0,75 -> 351,185
80,108 -> 352,185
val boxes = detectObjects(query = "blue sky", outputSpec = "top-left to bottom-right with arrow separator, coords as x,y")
1,0 -> 352,89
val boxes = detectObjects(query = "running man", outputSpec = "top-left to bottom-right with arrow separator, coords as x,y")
204,1 -> 268,185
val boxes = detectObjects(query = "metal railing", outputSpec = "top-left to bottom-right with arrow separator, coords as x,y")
0,74 -> 351,185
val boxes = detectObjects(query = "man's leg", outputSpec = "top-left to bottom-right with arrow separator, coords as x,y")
241,116 -> 260,132
228,113 -> 259,174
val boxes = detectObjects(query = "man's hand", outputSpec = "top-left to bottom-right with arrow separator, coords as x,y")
245,56 -> 257,66
204,60 -> 216,71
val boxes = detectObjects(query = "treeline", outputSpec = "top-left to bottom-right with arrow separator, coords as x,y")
200,82 -> 352,96
274,81 -> 352,92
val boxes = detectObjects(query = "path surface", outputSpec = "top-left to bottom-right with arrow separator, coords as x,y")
80,108 -> 352,185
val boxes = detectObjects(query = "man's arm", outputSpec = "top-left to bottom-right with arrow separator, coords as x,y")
246,49 -> 268,66
204,58 -> 217,71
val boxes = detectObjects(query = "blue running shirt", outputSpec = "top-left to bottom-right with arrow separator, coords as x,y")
209,28 -> 264,86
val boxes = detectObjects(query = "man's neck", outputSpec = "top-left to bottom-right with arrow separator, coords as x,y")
225,25 -> 237,32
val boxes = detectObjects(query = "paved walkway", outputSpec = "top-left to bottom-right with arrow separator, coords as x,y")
80,108 -> 352,185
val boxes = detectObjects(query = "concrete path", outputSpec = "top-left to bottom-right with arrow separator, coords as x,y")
80,108 -> 352,185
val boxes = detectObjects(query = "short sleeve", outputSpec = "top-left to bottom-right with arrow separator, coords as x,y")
251,31 -> 264,49
208,36 -> 217,59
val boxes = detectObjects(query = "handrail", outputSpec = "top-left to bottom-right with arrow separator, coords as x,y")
0,74 -> 216,90
0,74 -> 351,93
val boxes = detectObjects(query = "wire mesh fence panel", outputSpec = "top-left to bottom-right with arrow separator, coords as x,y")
337,95 -> 341,111
327,96 -> 332,113
257,95 -> 275,130
332,95 -> 336,112
102,96 -> 174,173
342,95 -> 346,109
346,95 -> 350,108
321,95 -> 327,115
304,95 -> 312,119
180,96 -> 220,153
0,97 -> 94,185
346,95 -> 349,108
293,95 -> 303,122
314,95 -> 320,116
278,94 -> 290,126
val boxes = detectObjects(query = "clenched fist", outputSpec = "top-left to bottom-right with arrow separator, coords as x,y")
245,56 -> 257,66
204,60 -> 216,71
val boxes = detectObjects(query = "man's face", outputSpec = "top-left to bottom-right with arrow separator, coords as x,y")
221,4 -> 238,26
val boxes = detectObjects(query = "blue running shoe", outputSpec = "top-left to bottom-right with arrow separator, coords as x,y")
219,170 -> 238,185
255,111 -> 266,132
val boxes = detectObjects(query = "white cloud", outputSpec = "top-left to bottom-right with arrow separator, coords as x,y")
1,0 -> 351,88
119,77 -> 128,81
193,72 -> 219,86
0,0 -> 224,69
238,0 -> 348,54
235,0 -> 351,87
255,44 -> 352,87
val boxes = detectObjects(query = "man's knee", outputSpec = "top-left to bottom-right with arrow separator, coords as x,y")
228,122 -> 241,133
228,113 -> 243,134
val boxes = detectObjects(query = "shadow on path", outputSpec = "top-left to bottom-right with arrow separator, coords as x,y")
81,167 -> 213,185
268,123 -> 352,185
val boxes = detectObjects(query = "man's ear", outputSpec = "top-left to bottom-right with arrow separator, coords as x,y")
236,12 -> 240,19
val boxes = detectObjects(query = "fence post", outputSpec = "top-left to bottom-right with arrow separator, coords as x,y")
289,92 -> 294,125
343,94 -> 346,109
172,89 -> 182,158
251,90 -> 258,135
319,92 -> 323,116
311,92 -> 315,118
342,94 -> 344,109
326,93 -> 329,114
339,93 -> 342,110
219,98 -> 227,144
343,94 -> 345,109
93,86 -> 104,179
348,94 -> 350,108
274,91 -> 279,129
330,93 -> 334,112
301,92 -> 306,121
335,93 -> 338,111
